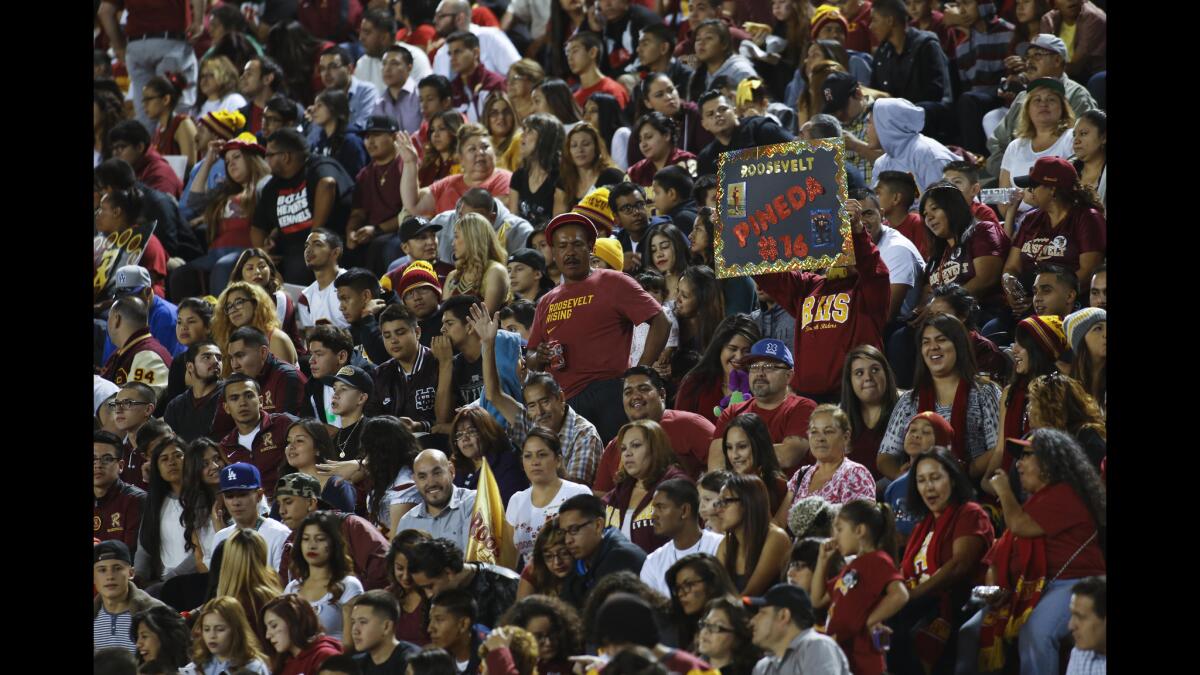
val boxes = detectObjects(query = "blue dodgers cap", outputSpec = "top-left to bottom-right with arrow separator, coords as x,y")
220,462 -> 262,492
742,338 -> 794,369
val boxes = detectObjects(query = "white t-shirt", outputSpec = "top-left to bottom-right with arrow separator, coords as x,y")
356,47 -> 433,94
273,289 -> 289,329
159,496 -> 189,571
639,530 -> 725,596
208,517 -> 292,569
432,25 -> 520,81
237,428 -> 260,451
610,127 -> 631,170
299,268 -> 350,328
374,467 -> 420,530
1001,129 -> 1075,182
198,93 -> 248,118
509,0 -> 553,40
630,299 -> 679,366
875,225 -> 926,320
282,576 -> 364,643
506,479 -> 593,563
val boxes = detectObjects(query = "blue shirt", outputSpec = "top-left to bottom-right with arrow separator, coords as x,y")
102,295 -> 182,363
884,470 -> 920,537
179,158 -> 226,221
374,78 -> 424,134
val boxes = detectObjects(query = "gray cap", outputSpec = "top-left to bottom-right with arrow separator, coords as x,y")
1019,34 -> 1068,59
113,265 -> 152,295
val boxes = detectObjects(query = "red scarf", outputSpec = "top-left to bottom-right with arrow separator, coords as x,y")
900,504 -> 964,671
1001,379 -> 1030,472
917,379 -> 971,466
977,530 -> 1048,672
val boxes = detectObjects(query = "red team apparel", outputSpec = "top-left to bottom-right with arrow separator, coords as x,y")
1015,482 -> 1106,578
927,220 -> 1011,308
101,328 -> 173,399
1011,207 -> 1106,281
752,228 -> 891,399
218,411 -> 297,499
823,549 -> 903,675
527,268 -> 663,399
94,480 -> 147,553
593,409 -> 716,492
713,394 -> 818,475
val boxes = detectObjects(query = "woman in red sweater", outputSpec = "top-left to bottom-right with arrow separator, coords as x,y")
261,594 -> 343,675
602,420 -> 693,554
675,315 -> 760,425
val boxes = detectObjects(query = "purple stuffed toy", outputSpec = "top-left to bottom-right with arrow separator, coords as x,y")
713,368 -> 752,418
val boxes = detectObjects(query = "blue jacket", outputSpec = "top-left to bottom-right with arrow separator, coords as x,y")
478,329 -> 524,430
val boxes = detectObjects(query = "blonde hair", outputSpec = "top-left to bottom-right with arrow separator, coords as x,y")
478,626 -> 539,675
809,403 -> 852,435
1027,374 -> 1106,441
1014,86 -> 1076,140
190,596 -> 269,669
210,281 -> 281,352
216,529 -> 284,633
483,92 -> 519,156
453,212 -> 508,291
613,419 -> 679,488
201,55 -> 241,98
204,151 -> 271,245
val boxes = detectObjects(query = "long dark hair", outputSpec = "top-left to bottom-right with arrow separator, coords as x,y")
837,499 -> 898,559
535,79 -> 582,125
678,265 -> 725,355
1006,328 -> 1059,407
520,112 -> 566,173
265,20 -> 324,104
913,313 -> 978,391
680,314 -> 761,390
180,437 -> 229,554
586,92 -> 626,152
385,529 -> 433,598
644,221 -> 692,278
290,511 -> 355,596
499,595 -> 586,663
723,413 -> 785,486
130,606 -> 191,669
138,434 -> 186,582
546,2 -> 585,77
281,418 -> 336,475
664,553 -> 739,649
1073,333 -> 1106,406
144,73 -> 187,115
528,517 -> 571,595
841,345 -> 900,437
230,248 -> 285,295
691,206 -> 717,266
699,596 -> 763,666
905,448 -> 976,520
1026,428 -> 1107,549
261,594 -> 322,674
362,417 -> 421,526
449,406 -> 512,477
921,182 -> 977,281
314,87 -> 351,153
720,474 -> 772,589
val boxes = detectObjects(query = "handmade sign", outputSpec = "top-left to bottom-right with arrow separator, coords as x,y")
94,219 -> 158,302
713,138 -> 854,278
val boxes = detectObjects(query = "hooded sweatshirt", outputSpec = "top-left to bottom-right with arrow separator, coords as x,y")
477,329 -> 524,430
277,635 -> 343,675
435,198 -> 535,264
871,98 -> 960,194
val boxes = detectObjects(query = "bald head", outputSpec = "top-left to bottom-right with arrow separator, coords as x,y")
108,295 -> 149,346
413,449 -> 455,511
436,0 -> 471,35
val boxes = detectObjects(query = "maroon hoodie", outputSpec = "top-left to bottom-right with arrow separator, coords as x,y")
277,635 -> 343,675
602,465 -> 694,554
137,147 -> 183,198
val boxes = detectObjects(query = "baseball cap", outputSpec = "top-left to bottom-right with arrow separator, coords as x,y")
275,473 -> 335,509
544,212 -> 598,247
220,462 -> 262,493
820,72 -> 859,115
396,260 -> 443,297
1019,33 -> 1068,59
399,217 -> 442,243
742,338 -> 795,369
332,365 -> 374,394
507,248 -> 546,272
363,115 -> 401,134
113,265 -> 152,296
1013,156 -> 1079,189
94,540 -> 133,566
1024,76 -> 1065,98
743,583 -> 814,622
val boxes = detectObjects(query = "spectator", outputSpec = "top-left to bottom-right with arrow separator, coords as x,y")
873,172 -> 923,264
1030,264 -> 1078,320
627,114 -> 697,192
359,7 -> 433,93
685,19 -> 759,102
234,248 -> 307,350
448,407 -> 529,504
238,55 -> 288,136
405,537 -> 521,630
878,313 -> 1002,480
431,0 -> 522,80
163,341 -> 224,442
695,91 -> 795,177
103,296 -> 174,402
309,88 -> 370,179
375,45 -> 425,135
559,493 -> 647,606
261,594 -> 345,675
384,531 -> 433,645
332,268 -> 390,364
676,314 -> 760,425
506,249 -> 553,303
197,55 -> 250,118
1071,110 -> 1106,212
367,304 -> 439,429
1067,576 -> 1107,673
505,59 -> 545,123
185,596 -> 271,675
385,217 -> 454,290
348,591 -> 421,674
867,0 -> 949,108
643,220 -> 690,302
531,78 -> 584,126
314,46 -> 382,132
1064,306 -> 1106,407
506,113 -> 566,228
94,430 -> 148,554
638,479 -> 726,599
921,182 -> 1011,320
283,512 -> 366,643
96,0 -> 200,125
942,160 -> 1001,230
426,589 -> 485,672
484,92 -> 523,172
1039,0 -> 1105,82
788,404 -> 877,507
131,605 -> 190,672
445,31 -> 507,124
569,32 -> 631,111
443,212 -> 513,312
515,518 -> 576,599
908,0 -> 957,55
869,98 -> 959,194
395,449 -> 479,549
498,595 -> 586,675
356,417 -> 424,537
592,593 -> 716,672
745,583 -> 850,674
400,123 -> 512,216
95,87 -> 127,167
498,299 -> 538,341
403,649 -> 458,674
853,187 -> 925,326
212,528 -> 285,646
215,369 -> 300,498
714,474 -> 791,595
214,286 -> 299,367
144,73 -> 198,168
802,113 -> 869,193
888,448 -> 994,673
835,345 -> 897,479
281,420 -> 358,513
505,428 -> 593,563
107,382 -> 158,489
394,261 -> 447,347
255,128 -> 356,284
104,263 -> 184,366
94,541 -> 167,653
603,420 -> 693,553
554,123 -> 621,214
416,81 -> 464,172
959,428 -> 1105,674
636,23 -> 695,99
998,78 -> 1077,198
635,73 -> 711,158
941,1 -> 1014,154
588,0 -> 663,77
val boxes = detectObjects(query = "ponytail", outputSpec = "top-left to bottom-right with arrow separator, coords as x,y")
837,499 -> 898,559
1058,182 -> 1105,212
146,73 -> 187,112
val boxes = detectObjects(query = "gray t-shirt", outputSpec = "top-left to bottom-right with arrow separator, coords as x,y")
752,628 -> 851,675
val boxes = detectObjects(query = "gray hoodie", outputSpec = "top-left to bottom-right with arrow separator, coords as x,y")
871,98 -> 960,193
434,197 -> 534,265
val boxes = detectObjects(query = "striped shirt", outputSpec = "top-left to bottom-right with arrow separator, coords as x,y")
508,406 -> 604,485
954,19 -> 1015,92
93,609 -> 134,653
1066,648 -> 1106,675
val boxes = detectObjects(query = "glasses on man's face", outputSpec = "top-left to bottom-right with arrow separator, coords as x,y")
108,399 -> 150,410
618,200 -> 648,215
697,620 -> 736,634
747,362 -> 788,374
224,297 -> 255,314
676,578 -> 705,595
94,455 -> 120,466
561,520 -> 597,537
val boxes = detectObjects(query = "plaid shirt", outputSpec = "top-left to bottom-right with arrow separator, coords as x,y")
509,405 -> 603,485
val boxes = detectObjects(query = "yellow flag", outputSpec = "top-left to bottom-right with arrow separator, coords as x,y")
465,457 -> 518,569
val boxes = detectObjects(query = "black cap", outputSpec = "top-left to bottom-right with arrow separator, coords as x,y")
820,72 -> 859,115
363,115 -> 401,134
332,365 -> 375,394
507,248 -> 546,272
94,540 -> 133,566
399,217 -> 443,243
743,583 -> 815,622
594,593 -> 660,648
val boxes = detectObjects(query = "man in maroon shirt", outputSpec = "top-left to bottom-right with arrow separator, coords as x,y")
218,374 -> 297,500
110,383 -> 157,489
109,120 -> 183,198
227,326 -> 308,416
94,430 -> 147,555
594,366 -> 716,492
447,31 -> 507,123
751,199 -> 891,402
102,296 -> 173,401
710,339 -> 817,476
346,115 -> 408,275
274,472 -> 392,590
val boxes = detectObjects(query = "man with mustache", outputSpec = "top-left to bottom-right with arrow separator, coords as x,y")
162,340 -> 224,443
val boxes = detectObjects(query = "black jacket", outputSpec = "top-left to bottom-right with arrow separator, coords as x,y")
667,198 -> 700,237
364,347 -> 439,428
561,528 -> 647,607
163,384 -> 223,443
869,27 -> 950,106
696,116 -> 797,177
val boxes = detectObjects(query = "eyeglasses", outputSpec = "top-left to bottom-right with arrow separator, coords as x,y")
108,399 -> 151,410
454,429 -> 479,442
676,578 -> 705,595
561,520 -> 598,537
711,497 -> 741,510
697,620 -> 736,634
747,362 -> 789,374
93,455 -> 120,466
618,201 -> 648,215
543,549 -> 573,563
224,297 -> 255,314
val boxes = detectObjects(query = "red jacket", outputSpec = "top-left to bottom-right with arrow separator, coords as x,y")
277,635 -> 343,675
219,411 -> 297,499
137,147 -> 183,198
752,228 -> 891,399
101,328 -> 173,399
94,479 -> 147,554
278,513 -> 392,590
211,354 -> 308,438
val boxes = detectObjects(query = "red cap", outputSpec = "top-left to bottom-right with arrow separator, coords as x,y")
396,263 -> 442,298
1013,156 -> 1078,189
908,411 -> 954,447
544,212 -> 598,247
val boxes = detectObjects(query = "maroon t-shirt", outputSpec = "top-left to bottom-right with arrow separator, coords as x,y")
849,423 -> 886,480
1020,482 -> 1106,578
104,0 -> 187,38
527,268 -> 663,399
138,147 -> 183,198
824,548 -> 901,675
353,157 -> 405,226
713,394 -> 817,446
626,147 -> 698,188
970,201 -> 1000,224
218,411 -> 296,499
594,408 -> 716,492
1012,207 -> 1106,282
928,219 -> 1011,309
